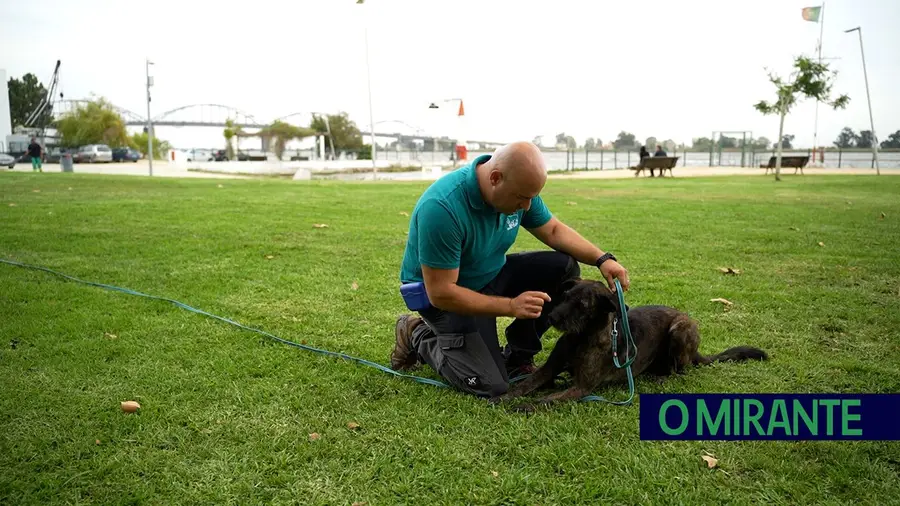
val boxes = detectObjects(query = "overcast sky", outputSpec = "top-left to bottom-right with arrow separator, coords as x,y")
2,0 -> 898,149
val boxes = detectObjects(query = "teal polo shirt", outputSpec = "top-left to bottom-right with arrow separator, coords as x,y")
400,154 -> 554,291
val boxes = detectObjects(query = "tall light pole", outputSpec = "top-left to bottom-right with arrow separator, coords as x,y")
145,59 -> 154,176
844,26 -> 879,175
357,0 -> 377,178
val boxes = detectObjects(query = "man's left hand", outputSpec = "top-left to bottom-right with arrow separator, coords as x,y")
600,260 -> 630,292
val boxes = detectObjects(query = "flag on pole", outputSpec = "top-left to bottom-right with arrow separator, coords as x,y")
802,6 -> 821,22
457,100 -> 465,117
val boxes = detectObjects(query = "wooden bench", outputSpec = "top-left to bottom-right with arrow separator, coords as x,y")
760,155 -> 810,175
630,156 -> 679,177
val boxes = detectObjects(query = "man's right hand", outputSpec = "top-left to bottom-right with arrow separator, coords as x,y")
508,291 -> 551,319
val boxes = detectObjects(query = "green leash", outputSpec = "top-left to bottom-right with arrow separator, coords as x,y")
579,279 -> 638,405
1,258 -> 637,405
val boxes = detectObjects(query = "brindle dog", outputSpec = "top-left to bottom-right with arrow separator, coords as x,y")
489,278 -> 768,411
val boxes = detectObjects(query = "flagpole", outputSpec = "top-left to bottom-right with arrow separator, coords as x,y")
812,2 -> 825,164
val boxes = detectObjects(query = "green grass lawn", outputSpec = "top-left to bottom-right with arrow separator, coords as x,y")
2,172 -> 899,505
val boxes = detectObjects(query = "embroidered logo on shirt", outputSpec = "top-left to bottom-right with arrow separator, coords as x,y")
506,215 -> 519,230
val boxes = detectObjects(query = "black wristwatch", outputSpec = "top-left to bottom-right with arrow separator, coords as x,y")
595,252 -> 617,268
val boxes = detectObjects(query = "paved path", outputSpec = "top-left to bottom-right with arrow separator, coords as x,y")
6,161 -> 895,181
549,166 -> 894,179
6,161 -> 249,179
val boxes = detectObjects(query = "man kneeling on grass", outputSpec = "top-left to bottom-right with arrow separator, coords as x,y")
392,141 -> 630,397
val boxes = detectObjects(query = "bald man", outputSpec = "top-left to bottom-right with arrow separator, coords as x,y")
393,142 -> 629,397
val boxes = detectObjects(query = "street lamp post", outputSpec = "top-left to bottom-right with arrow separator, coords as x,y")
428,98 -> 464,167
844,26 -> 879,175
145,59 -> 154,176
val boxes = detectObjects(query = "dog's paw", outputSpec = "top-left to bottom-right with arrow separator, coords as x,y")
510,402 -> 536,414
487,396 -> 505,406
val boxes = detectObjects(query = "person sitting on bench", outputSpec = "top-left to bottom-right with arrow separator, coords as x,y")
654,144 -> 667,157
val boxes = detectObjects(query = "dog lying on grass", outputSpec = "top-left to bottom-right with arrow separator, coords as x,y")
489,278 -> 768,411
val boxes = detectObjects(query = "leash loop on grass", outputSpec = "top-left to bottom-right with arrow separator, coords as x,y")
0,258 -> 450,389
1,259 -> 636,405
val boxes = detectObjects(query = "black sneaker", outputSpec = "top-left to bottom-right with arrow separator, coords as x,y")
391,314 -> 423,371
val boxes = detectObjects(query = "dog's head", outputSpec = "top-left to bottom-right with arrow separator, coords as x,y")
547,278 -> 620,334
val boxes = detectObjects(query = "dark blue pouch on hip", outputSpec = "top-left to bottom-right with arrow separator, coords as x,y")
400,281 -> 432,311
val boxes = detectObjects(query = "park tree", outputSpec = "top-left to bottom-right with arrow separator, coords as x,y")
856,130 -> 874,149
532,135 -> 544,147
692,137 -> 712,151
754,55 -> 849,180
777,134 -> 795,149
645,137 -> 657,150
55,97 -> 130,148
7,73 -> 53,129
755,136 -> 771,150
662,139 -> 676,152
258,120 -> 317,160
130,132 -> 171,160
223,118 -> 243,160
584,138 -> 597,150
880,130 -> 900,149
833,127 -> 857,148
311,112 -> 363,154
614,131 -> 637,149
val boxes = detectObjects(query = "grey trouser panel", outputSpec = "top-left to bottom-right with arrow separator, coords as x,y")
412,308 -> 509,397
409,251 -> 581,398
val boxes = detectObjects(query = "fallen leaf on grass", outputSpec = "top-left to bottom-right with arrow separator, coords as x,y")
710,298 -> 733,306
717,267 -> 742,275
880,212 -> 886,219
491,471 -> 499,478
789,227 -> 800,231
265,255 -> 274,260
566,201 -> 577,206
347,422 -> 361,430
309,432 -> 321,441
217,184 -> 224,188
701,453 -> 718,469
846,201 -> 852,205
68,187 -> 73,190
32,189 -> 40,193
352,502 -> 367,506
104,333 -> 118,339
351,282 -> 359,291
120,401 -> 141,413
95,439 -> 101,445
312,223 -> 329,228
300,340 -> 308,345
818,242 -> 825,247
8,203 -> 16,207
399,211 -> 409,217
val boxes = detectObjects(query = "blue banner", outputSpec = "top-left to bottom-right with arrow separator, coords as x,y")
639,394 -> 900,440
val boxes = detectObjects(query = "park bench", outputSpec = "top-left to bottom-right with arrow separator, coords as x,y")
630,156 -> 679,177
760,155 -> 810,175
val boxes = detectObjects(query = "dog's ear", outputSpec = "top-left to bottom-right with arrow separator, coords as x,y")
559,277 -> 581,294
592,283 -> 619,314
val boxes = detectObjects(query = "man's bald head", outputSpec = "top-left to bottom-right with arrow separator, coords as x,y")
478,141 -> 548,214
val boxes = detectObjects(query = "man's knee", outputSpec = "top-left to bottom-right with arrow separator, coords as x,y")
453,372 -> 508,398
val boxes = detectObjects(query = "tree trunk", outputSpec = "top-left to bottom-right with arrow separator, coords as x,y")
775,107 -> 787,182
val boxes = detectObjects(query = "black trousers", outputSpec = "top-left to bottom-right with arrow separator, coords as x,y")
410,251 -> 581,397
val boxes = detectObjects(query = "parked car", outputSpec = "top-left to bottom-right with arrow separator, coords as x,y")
0,153 -> 15,169
76,144 -> 113,163
112,148 -> 142,162
213,149 -> 228,161
185,149 -> 214,162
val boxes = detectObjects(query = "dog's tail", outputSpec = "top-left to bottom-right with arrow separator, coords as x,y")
694,346 -> 768,366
